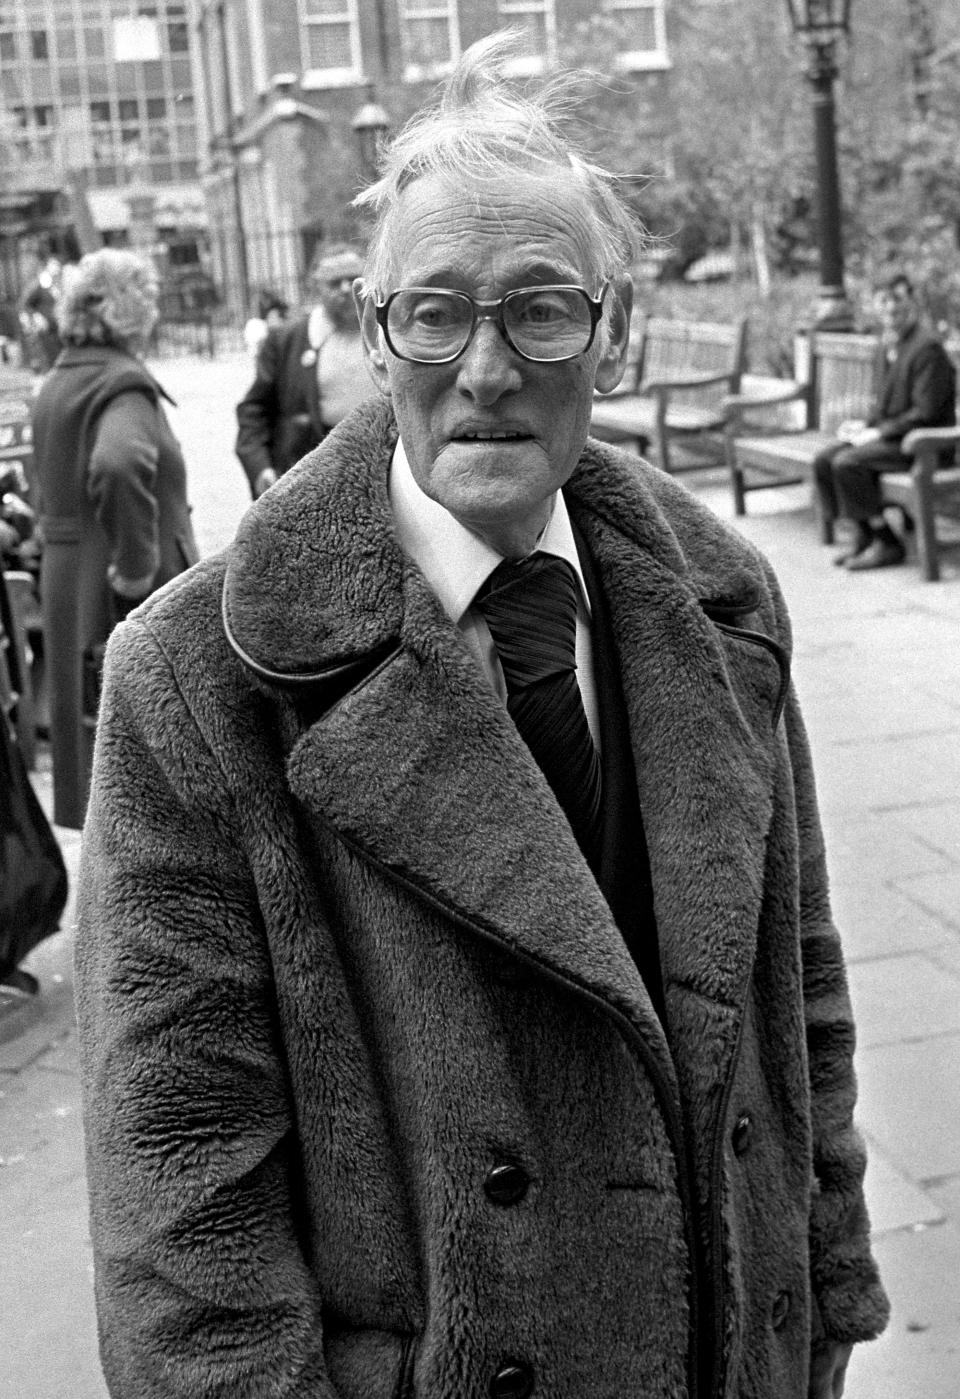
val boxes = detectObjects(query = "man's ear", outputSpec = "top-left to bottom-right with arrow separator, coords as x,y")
594,275 -> 634,395
353,281 -> 390,389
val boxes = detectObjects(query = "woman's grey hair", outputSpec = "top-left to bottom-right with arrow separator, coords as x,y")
355,31 -> 646,292
57,248 -> 159,348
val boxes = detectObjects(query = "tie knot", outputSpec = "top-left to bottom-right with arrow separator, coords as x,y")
476,554 -> 579,691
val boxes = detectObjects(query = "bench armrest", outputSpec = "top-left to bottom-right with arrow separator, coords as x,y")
724,382 -> 805,412
640,370 -> 734,394
901,426 -> 960,453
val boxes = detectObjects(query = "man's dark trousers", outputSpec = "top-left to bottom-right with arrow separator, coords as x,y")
812,439 -> 908,523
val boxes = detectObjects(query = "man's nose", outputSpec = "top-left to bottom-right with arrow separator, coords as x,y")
455,317 -> 522,402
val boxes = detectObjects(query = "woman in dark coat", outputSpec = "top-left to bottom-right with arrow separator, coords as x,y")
30,249 -> 199,828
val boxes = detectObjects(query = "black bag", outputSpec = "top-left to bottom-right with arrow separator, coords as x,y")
0,702 -> 69,976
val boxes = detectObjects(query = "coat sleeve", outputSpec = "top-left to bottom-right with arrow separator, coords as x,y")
766,569 -> 890,1346
235,330 -> 283,493
75,616 -> 340,1398
87,390 -> 162,600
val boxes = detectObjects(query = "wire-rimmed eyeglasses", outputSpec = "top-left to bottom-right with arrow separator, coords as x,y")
373,283 -> 608,365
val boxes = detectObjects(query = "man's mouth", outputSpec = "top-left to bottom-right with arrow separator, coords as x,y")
454,430 -> 530,442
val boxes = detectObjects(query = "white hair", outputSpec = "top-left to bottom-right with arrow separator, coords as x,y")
354,31 -> 646,292
57,249 -> 159,348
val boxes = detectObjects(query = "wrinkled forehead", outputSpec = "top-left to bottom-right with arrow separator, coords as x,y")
377,169 -> 603,291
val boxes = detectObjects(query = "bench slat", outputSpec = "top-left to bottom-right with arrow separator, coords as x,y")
592,313 -> 747,469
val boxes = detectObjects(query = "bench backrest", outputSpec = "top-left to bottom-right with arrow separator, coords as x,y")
807,332 -> 884,432
631,315 -> 748,417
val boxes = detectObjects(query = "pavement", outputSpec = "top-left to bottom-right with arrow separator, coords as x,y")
1,352 -> 959,1396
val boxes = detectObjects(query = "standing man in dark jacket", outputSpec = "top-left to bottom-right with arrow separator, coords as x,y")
234,243 -> 370,498
813,272 -> 956,569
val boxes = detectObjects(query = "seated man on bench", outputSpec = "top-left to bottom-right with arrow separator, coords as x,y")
813,273 -> 956,570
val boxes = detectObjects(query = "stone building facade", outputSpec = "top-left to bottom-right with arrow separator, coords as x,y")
189,0 -> 672,316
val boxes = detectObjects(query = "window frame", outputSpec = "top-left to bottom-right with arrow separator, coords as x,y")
298,0 -> 362,90
603,0 -> 670,71
495,0 -> 557,75
398,0 -> 460,82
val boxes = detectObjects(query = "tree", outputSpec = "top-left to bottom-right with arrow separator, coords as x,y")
558,1 -> 811,286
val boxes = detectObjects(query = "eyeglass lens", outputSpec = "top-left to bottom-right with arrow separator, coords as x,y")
385,287 -> 596,362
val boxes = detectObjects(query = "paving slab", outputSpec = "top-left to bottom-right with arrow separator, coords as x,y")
856,1034 -> 960,1181
829,879 -> 955,962
892,802 -> 960,860
896,870 -> 960,933
823,809 -> 954,882
811,736 -> 960,815
847,954 -> 960,1048
846,1218 -> 960,1399
0,1071 -> 104,1398
862,1136 -> 945,1235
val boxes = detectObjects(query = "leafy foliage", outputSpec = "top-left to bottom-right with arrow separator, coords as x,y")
557,0 -> 960,336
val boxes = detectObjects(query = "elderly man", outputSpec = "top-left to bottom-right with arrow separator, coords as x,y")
812,272 -> 956,569
235,241 -> 369,497
76,35 -> 887,1399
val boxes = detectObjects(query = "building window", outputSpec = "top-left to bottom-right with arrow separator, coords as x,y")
399,0 -> 459,79
300,0 -> 360,84
30,29 -> 49,60
90,100 -> 113,124
118,99 -> 141,122
146,96 -> 168,118
85,27 -> 106,59
167,20 -> 189,53
496,1 -> 556,72
0,30 -> 16,61
603,0 -> 668,67
56,28 -> 79,61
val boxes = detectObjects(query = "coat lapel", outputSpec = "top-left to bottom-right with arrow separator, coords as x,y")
568,447 -> 783,1114
285,561 -> 666,1034
223,407 -> 783,1099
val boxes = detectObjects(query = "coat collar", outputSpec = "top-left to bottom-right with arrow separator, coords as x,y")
223,401 -> 781,1064
223,399 -> 763,680
53,343 -> 176,405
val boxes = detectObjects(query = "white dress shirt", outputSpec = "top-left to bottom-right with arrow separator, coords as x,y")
306,308 -> 370,426
389,440 -> 600,746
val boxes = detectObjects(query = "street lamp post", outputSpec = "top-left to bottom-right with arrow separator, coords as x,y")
785,0 -> 854,329
351,99 -> 392,183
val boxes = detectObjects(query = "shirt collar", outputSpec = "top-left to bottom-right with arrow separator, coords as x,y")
389,438 -> 590,625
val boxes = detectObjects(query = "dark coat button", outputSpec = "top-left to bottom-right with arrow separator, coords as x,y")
771,1290 -> 791,1330
731,1114 -> 753,1156
490,1361 -> 535,1399
484,1162 -> 530,1206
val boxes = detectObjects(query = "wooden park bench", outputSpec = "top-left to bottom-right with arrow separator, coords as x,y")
880,429 -> 960,581
590,314 -> 748,472
725,331 -> 884,543
727,330 -> 960,578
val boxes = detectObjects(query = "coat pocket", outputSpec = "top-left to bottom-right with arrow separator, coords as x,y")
323,1324 -> 417,1399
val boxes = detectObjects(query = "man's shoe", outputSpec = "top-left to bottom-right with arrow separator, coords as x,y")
844,536 -> 906,570
833,543 -> 867,566
832,524 -> 874,565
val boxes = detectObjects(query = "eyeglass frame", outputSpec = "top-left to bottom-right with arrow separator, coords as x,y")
372,282 -> 610,365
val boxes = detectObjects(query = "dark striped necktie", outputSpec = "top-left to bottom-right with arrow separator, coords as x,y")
476,553 -> 603,869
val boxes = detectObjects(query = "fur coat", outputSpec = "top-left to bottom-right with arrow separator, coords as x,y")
76,399 -> 888,1398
